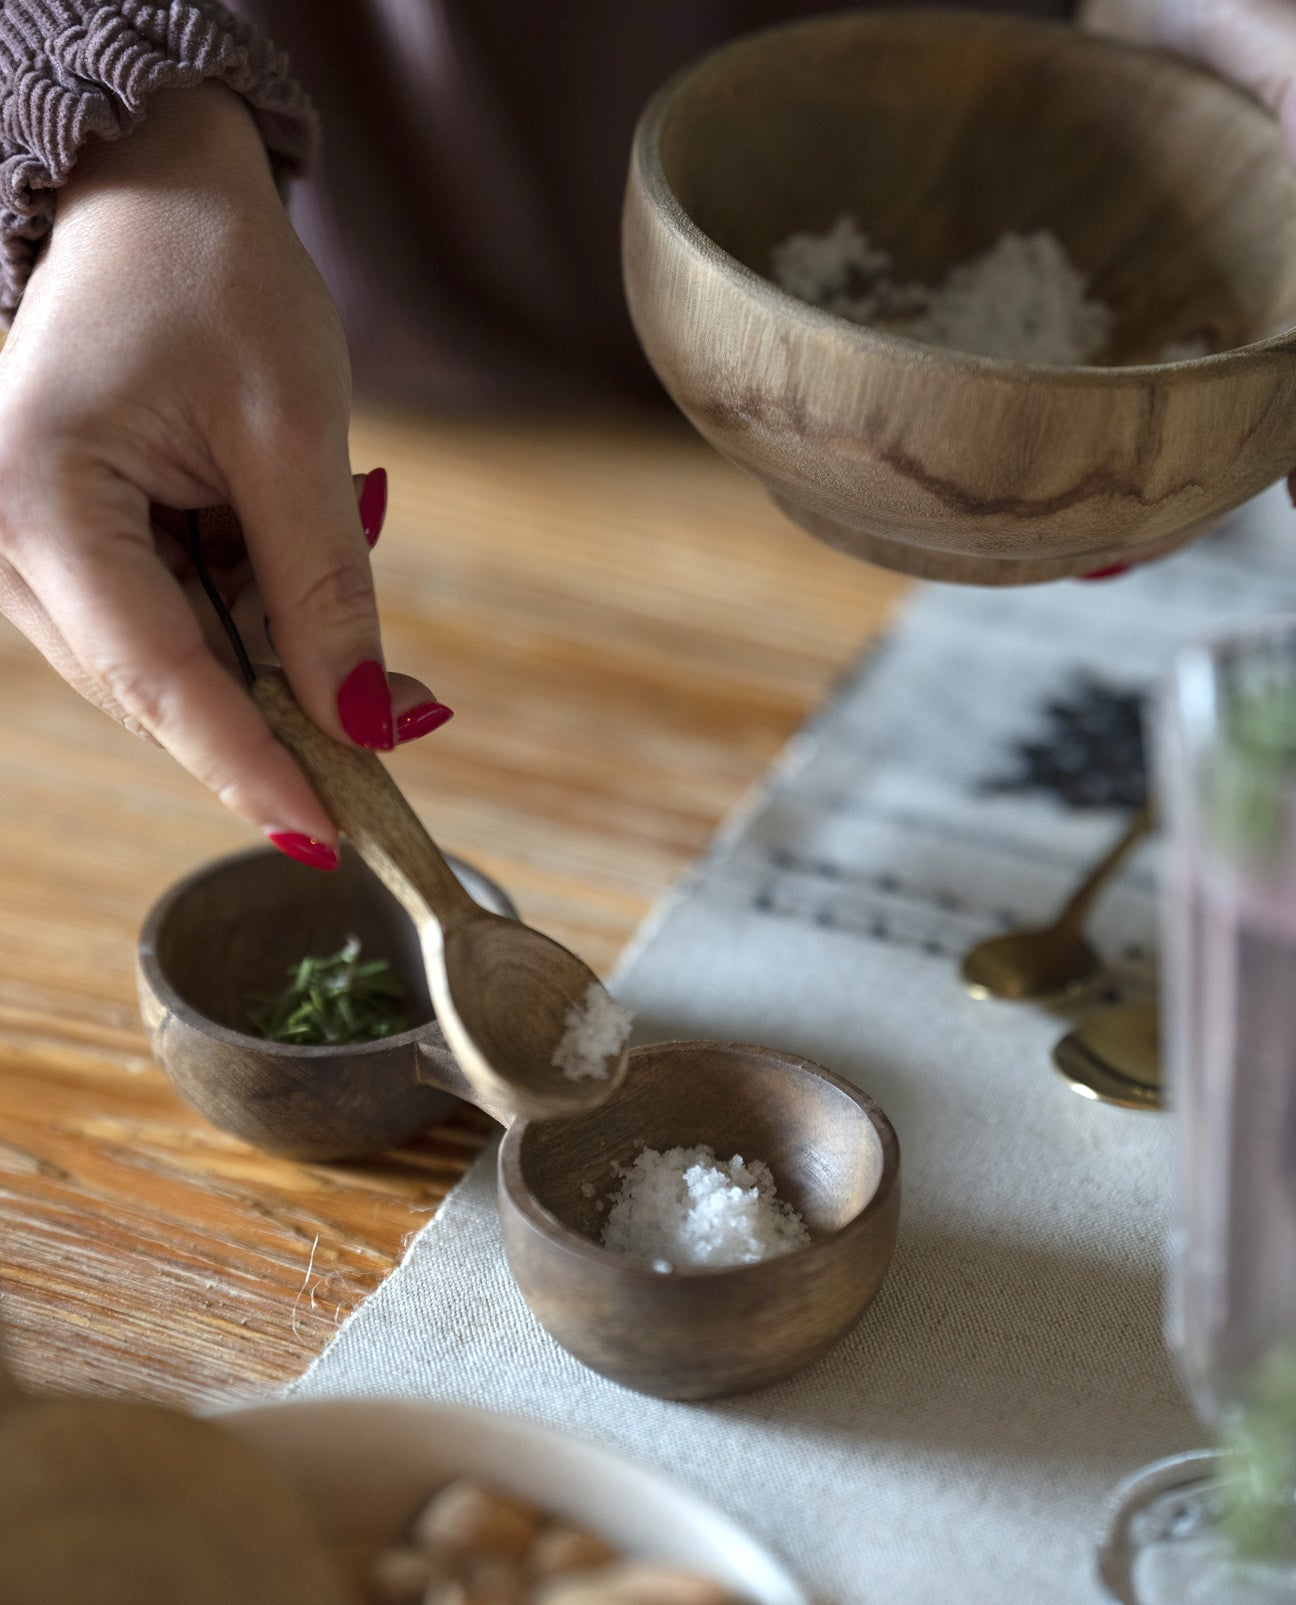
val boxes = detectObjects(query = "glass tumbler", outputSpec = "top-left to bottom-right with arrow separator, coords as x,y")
1100,622 -> 1296,1605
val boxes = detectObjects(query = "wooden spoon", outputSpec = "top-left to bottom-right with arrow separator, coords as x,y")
0,1335 -> 356,1604
252,670 -> 630,1121
961,806 -> 1153,1002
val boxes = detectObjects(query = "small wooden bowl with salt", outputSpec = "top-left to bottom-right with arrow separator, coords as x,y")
142,824 -> 896,1401
624,10 -> 1296,584
499,1041 -> 900,1401
140,871 -> 900,1401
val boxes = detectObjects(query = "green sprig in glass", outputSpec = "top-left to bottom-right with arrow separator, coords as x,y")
1221,1340 -> 1296,1567
1206,668 -> 1296,867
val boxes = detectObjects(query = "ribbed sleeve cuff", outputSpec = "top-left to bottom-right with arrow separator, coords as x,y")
0,1 -> 318,317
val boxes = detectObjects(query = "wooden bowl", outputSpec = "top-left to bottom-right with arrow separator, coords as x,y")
498,1041 -> 900,1400
136,845 -> 516,1161
623,10 -> 1296,584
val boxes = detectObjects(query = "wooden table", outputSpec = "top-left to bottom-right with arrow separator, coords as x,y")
0,406 -> 907,1409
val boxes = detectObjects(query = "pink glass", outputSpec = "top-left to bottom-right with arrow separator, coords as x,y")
1099,623 -> 1296,1604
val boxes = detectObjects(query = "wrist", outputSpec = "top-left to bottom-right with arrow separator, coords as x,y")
59,84 -> 278,214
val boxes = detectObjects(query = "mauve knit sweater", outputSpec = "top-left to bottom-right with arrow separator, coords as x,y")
0,0 -> 1071,406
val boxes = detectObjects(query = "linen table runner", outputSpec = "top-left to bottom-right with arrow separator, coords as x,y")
289,486 -> 1296,1604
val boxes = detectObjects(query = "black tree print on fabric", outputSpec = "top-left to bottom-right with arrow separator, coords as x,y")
980,675 -> 1148,810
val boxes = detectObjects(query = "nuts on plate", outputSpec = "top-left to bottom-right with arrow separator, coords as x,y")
351,1478 -> 747,1604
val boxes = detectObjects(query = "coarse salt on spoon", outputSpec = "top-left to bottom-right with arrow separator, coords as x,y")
252,670 -> 630,1122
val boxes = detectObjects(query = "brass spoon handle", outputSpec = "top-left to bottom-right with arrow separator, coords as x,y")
252,671 -> 478,934
1054,804 -> 1154,934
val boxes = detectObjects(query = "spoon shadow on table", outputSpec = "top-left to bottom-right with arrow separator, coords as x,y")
605,1010 -> 1184,1475
716,1218 -> 1198,1482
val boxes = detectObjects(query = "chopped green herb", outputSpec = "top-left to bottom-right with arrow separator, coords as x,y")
247,936 -> 409,1045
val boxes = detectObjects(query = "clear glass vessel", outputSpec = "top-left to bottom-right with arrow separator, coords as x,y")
1100,623 -> 1296,1605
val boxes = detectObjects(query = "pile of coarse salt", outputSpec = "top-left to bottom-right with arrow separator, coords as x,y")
551,981 -> 633,1082
600,1144 -> 811,1272
770,215 -> 1113,365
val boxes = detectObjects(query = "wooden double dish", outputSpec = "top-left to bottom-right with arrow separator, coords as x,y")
138,847 -> 899,1400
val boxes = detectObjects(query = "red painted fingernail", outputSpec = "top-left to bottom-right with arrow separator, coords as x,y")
338,659 -> 394,749
397,700 -> 455,743
267,831 -> 339,871
1077,563 -> 1132,581
359,467 -> 387,548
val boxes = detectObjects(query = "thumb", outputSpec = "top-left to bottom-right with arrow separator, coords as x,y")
1084,0 -> 1296,162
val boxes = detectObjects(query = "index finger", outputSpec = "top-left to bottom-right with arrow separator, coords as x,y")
13,485 -> 338,846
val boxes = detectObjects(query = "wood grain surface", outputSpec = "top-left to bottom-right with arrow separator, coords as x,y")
0,405 -> 906,1410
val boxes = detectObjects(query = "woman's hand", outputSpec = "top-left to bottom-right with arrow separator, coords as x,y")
1083,0 -> 1296,159
0,83 -> 447,867
1081,0 -> 1296,546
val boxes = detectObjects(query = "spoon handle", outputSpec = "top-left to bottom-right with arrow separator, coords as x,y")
1055,804 -> 1154,933
252,670 -> 478,932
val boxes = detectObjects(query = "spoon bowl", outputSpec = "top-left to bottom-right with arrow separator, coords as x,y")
961,927 -> 1103,1003
961,808 -> 1152,1002
433,915 -> 627,1123
1053,1002 -> 1162,1111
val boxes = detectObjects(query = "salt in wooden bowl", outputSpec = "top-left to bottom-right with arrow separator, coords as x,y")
499,1040 -> 900,1401
623,10 -> 1296,584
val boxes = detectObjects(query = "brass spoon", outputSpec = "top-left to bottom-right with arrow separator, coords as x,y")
1052,1002 -> 1161,1111
253,671 -> 629,1122
961,805 -> 1153,1002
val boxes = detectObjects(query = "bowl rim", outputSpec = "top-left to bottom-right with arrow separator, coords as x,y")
629,6 -> 1296,382
217,1395 -> 809,1605
497,1038 -> 901,1280
136,843 -> 517,1059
